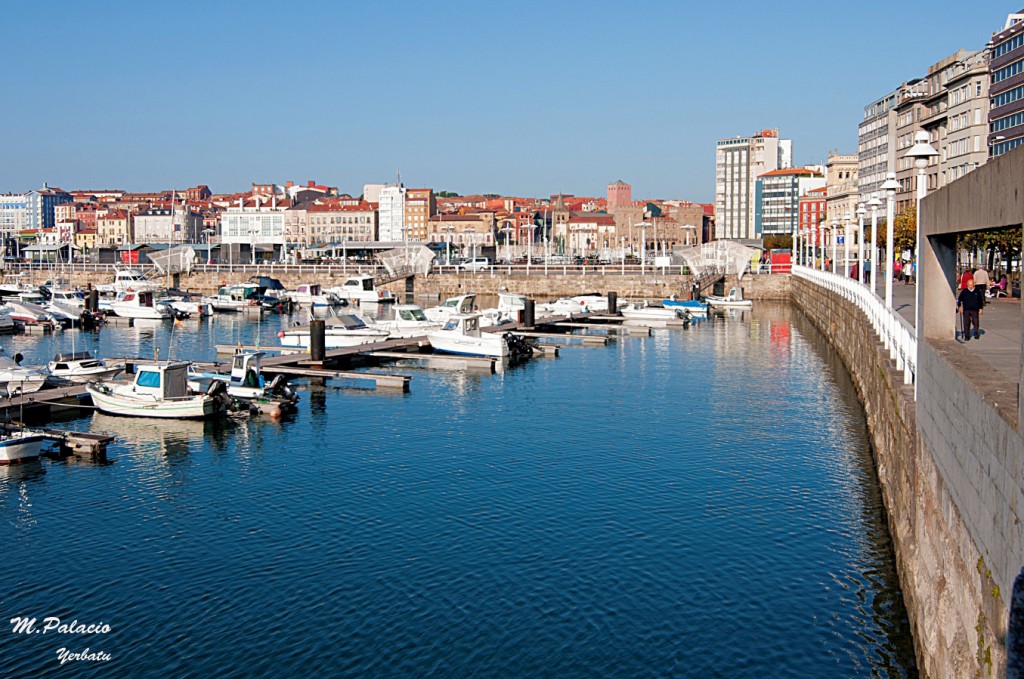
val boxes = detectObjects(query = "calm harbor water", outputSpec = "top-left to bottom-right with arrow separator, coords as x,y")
0,303 -> 917,677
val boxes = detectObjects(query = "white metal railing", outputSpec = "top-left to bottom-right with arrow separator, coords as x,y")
793,264 -> 916,388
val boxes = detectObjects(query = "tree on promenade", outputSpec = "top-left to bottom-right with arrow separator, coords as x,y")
985,227 -> 1022,276
894,206 -> 916,256
763,235 -> 792,250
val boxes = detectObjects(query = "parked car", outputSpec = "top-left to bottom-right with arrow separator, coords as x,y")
457,257 -> 492,271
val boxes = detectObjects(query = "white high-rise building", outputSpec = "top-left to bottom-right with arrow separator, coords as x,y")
378,184 -> 406,241
715,129 -> 792,240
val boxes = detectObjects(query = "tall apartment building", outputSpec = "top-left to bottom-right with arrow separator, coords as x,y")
941,50 -> 989,184
0,194 -> 28,239
858,89 -> 900,203
894,79 -> 929,214
715,129 -> 792,240
988,11 -> 1024,157
754,168 -> 825,237
607,180 -> 632,210
378,184 -> 406,241
404,188 -> 435,241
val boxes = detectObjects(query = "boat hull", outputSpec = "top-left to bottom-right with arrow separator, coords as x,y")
0,433 -> 45,464
86,384 -> 220,419
426,332 -> 508,358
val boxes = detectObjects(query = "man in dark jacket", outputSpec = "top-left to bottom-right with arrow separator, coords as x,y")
957,275 -> 983,341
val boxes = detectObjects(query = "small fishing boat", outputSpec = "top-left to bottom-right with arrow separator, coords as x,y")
95,267 -> 161,294
705,288 -> 753,309
47,351 -> 123,383
203,283 -> 262,313
0,348 -> 48,395
160,290 -> 211,318
87,361 -> 228,419
277,313 -> 390,349
284,283 -> 344,308
619,303 -> 687,322
662,296 -> 709,317
325,274 -> 395,304
0,429 -> 46,465
187,351 -> 297,416
109,289 -> 174,320
0,308 -> 16,334
426,313 -> 533,359
537,293 -> 615,316
369,304 -> 442,339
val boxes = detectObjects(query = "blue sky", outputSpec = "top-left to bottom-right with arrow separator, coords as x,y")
0,1 -> 1013,201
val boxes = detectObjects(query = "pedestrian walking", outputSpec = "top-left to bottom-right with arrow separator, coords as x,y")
974,265 -> 990,307
894,259 -> 903,282
957,274 -> 983,341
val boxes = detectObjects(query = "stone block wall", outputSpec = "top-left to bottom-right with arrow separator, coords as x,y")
794,277 -> 1008,678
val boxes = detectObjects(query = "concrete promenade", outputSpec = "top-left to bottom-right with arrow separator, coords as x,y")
855,272 -> 1020,383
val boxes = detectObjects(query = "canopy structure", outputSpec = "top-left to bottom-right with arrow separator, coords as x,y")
675,240 -> 758,279
377,245 -> 435,277
147,245 -> 197,274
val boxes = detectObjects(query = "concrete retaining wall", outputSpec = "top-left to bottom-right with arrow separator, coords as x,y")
794,277 -> 1008,678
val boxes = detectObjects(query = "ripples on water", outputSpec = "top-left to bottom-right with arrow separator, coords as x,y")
0,303 -> 916,677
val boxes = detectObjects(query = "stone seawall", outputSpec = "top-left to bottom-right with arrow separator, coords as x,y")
25,269 -> 793,301
794,277 -> 1006,678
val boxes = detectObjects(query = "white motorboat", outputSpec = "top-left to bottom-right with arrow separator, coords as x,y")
188,351 -> 297,409
47,351 -> 123,383
284,283 -> 343,308
620,303 -> 687,322
705,288 -> 753,309
202,283 -> 262,313
109,290 -> 174,320
423,293 -> 478,323
160,291 -> 211,317
47,287 -> 86,310
87,361 -> 228,419
2,300 -> 58,327
325,274 -> 395,304
426,313 -> 533,359
277,313 -> 390,349
0,348 -> 48,395
538,293 -> 615,316
0,274 -> 37,299
0,429 -> 46,465
95,267 -> 161,294
369,304 -> 442,339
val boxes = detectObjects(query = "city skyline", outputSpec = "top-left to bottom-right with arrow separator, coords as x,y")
1,1 -> 1011,201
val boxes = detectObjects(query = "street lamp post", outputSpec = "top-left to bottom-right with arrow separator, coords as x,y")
830,218 -> 839,274
868,197 -> 881,293
500,224 -> 514,265
856,203 -> 866,284
906,130 -> 939,346
819,221 -> 825,272
638,222 -> 650,275
202,228 -> 214,266
882,173 -> 900,309
843,211 -> 852,277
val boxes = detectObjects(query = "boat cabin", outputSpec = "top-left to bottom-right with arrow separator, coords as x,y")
442,313 -> 482,338
295,284 -> 321,296
121,290 -> 157,307
115,269 -> 150,286
217,284 -> 260,302
396,305 -> 429,322
50,351 -> 104,371
325,314 -> 370,330
133,362 -> 191,399
438,294 -> 477,314
343,275 -> 377,292
230,352 -> 265,388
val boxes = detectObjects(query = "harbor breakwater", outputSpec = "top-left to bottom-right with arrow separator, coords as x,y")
794,276 -> 1012,678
